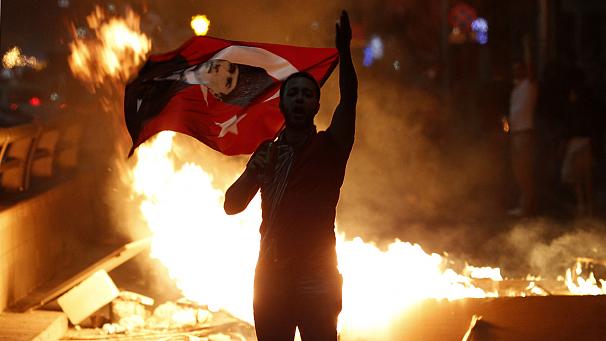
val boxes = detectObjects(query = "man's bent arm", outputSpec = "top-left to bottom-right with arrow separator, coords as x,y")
224,170 -> 260,215
329,10 -> 358,151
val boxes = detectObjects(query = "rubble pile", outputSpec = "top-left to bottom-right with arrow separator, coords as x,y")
62,292 -> 255,341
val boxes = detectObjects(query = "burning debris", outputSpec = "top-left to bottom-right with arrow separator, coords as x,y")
566,257 -> 606,295
68,5 -> 151,91
56,265 -> 253,340
2,46 -> 46,70
45,252 -> 606,341
62,294 -> 255,340
125,133 -> 606,340
126,132 -> 606,339
108,291 -> 154,332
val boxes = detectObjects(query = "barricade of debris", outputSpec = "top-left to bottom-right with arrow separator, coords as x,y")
61,293 -> 255,340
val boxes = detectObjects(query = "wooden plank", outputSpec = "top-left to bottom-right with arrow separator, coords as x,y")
9,238 -> 151,313
0,311 -> 67,341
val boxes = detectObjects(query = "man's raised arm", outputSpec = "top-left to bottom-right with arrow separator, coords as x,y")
328,10 -> 358,150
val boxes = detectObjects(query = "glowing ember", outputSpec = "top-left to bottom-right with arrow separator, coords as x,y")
129,132 -> 503,333
191,15 -> 211,36
68,6 -> 151,90
2,46 -> 46,70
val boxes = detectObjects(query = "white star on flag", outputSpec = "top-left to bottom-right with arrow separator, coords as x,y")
215,114 -> 247,138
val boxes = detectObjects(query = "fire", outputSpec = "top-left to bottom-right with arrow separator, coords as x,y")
337,237 -> 492,336
191,15 -> 211,36
129,132 -> 502,334
131,132 -> 260,322
465,265 -> 503,281
68,6 -> 151,90
2,46 -> 46,70
565,258 -> 606,295
64,6 -> 605,338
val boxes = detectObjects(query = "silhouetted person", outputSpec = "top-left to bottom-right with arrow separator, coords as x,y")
223,11 -> 357,341
507,61 -> 538,217
561,68 -> 595,216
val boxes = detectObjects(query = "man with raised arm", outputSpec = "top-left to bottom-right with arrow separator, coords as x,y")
224,10 -> 357,341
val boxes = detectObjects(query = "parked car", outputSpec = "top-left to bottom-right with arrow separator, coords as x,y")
0,80 -> 69,127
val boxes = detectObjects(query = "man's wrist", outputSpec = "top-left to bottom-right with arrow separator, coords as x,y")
243,166 -> 262,185
338,46 -> 352,58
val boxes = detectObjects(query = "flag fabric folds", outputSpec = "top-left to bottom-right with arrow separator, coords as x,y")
124,36 -> 339,156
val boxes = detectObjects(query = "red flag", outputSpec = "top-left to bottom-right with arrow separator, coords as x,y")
124,36 -> 338,156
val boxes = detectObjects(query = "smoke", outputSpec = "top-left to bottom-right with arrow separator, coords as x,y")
331,71 -> 511,248
474,218 -> 606,278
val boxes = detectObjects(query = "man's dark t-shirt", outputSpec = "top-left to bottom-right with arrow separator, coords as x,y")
256,129 -> 351,275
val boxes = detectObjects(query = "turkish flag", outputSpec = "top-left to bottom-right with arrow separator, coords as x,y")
124,36 -> 339,156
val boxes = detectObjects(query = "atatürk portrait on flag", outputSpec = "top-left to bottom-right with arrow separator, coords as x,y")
150,44 -> 302,106
180,59 -> 275,107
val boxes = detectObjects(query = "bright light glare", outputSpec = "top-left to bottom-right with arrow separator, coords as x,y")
472,18 -> 489,45
363,35 -> 384,67
191,15 -> 210,36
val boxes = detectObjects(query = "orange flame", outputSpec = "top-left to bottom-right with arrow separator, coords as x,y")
566,259 -> 606,295
128,136 -> 606,338
129,132 -> 504,334
68,6 -> 151,90
2,46 -> 46,70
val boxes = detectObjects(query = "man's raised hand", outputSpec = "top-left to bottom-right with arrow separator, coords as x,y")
335,10 -> 352,54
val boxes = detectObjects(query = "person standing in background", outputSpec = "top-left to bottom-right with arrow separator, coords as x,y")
507,61 -> 538,217
561,68 -> 595,216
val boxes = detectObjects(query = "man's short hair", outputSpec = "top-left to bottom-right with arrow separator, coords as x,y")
218,64 -> 275,107
279,72 -> 321,103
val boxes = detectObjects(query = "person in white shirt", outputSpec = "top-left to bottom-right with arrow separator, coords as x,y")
508,61 -> 538,216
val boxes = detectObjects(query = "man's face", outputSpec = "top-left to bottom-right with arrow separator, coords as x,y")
197,59 -> 239,97
281,76 -> 320,130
